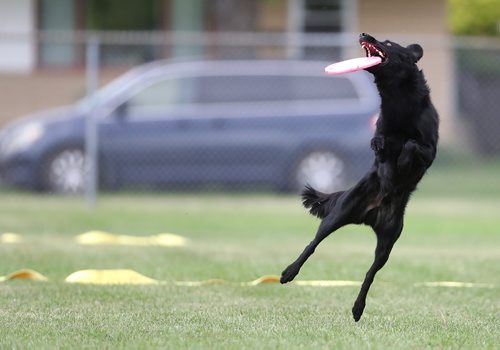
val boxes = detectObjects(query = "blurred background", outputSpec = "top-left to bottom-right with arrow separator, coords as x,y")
0,0 -> 499,203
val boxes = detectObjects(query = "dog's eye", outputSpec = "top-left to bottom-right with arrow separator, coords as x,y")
385,42 -> 392,47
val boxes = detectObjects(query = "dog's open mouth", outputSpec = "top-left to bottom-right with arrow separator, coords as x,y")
361,42 -> 387,63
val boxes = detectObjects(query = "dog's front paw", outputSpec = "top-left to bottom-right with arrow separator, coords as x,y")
280,264 -> 299,284
371,136 -> 385,152
403,139 -> 418,153
371,136 -> 386,162
397,140 -> 417,172
352,301 -> 366,322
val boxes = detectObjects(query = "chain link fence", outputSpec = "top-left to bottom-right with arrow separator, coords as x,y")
454,37 -> 500,154
0,31 -> 499,200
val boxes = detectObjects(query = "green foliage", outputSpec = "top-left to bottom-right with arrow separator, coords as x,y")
87,0 -> 162,30
448,0 -> 500,36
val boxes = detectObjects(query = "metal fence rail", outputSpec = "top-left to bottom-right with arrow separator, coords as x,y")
0,31 -> 499,202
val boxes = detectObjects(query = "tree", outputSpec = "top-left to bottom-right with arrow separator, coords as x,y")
448,0 -> 500,36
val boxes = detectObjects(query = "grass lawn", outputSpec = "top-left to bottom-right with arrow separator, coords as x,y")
0,162 -> 499,349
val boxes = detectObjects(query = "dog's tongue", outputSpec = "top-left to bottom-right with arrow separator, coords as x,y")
325,56 -> 382,75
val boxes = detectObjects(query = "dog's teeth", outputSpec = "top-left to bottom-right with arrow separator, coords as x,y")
376,48 -> 384,57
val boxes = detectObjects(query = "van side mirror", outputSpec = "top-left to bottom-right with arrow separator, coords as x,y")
114,101 -> 129,119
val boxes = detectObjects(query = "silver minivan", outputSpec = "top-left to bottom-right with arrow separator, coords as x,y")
0,60 -> 379,193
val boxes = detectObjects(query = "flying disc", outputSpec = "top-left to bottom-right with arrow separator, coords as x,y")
325,56 -> 382,75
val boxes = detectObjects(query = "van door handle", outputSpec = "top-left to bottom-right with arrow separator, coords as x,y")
212,118 -> 226,129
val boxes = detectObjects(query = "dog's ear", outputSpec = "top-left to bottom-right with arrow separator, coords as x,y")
407,44 -> 423,63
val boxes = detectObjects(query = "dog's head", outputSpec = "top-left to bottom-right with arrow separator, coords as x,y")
358,33 -> 423,74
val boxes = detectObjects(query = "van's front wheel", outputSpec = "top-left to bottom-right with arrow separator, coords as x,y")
42,148 -> 86,194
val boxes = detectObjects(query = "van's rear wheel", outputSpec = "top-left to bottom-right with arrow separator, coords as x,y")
292,150 -> 346,193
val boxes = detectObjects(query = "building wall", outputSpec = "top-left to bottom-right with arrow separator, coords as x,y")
358,0 -> 447,34
357,0 -> 456,146
0,0 -> 35,73
0,0 -> 457,145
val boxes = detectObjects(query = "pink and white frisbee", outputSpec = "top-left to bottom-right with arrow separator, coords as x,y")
325,56 -> 382,75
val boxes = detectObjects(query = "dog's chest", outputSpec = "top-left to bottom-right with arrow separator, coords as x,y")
377,115 -> 418,140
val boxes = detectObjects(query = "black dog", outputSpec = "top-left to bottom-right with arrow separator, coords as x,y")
280,33 -> 439,322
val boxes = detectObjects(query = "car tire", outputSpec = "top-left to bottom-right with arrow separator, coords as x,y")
292,150 -> 346,193
42,147 -> 86,194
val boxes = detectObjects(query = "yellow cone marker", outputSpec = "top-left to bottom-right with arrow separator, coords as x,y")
175,279 -> 227,286
0,269 -> 48,282
241,275 -> 280,286
61,270 -> 363,287
415,281 -> 495,288
1,233 -> 23,243
1,267 -> 494,289
65,269 -> 159,285
76,231 -> 188,247
293,280 -> 361,287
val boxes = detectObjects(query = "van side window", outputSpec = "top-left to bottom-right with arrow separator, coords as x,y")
197,75 -> 358,104
289,76 -> 358,100
125,74 -> 359,116
127,78 -> 197,111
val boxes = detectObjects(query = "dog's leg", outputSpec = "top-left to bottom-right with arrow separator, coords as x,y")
281,172 -> 379,284
280,181 -> 374,285
280,213 -> 346,284
398,139 -> 435,172
351,218 -> 403,322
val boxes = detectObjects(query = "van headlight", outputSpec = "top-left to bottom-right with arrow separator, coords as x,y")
0,122 -> 45,157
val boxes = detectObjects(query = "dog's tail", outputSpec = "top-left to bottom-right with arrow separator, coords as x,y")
302,185 -> 344,219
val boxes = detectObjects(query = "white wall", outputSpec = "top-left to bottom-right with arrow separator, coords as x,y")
0,0 -> 35,73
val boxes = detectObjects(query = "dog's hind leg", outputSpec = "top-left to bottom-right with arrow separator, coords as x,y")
280,211 -> 347,284
280,183 -> 372,284
351,215 -> 404,322
281,171 -> 379,284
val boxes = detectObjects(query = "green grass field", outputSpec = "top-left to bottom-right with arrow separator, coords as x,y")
0,162 -> 499,349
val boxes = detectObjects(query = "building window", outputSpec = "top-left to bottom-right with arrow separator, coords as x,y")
38,0 -> 165,67
87,0 -> 164,65
304,0 -> 342,33
39,0 -> 77,66
303,0 -> 343,59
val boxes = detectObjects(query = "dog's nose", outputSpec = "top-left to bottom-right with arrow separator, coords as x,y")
360,33 -> 369,38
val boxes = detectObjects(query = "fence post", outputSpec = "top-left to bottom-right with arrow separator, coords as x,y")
287,0 -> 304,59
85,34 -> 99,208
